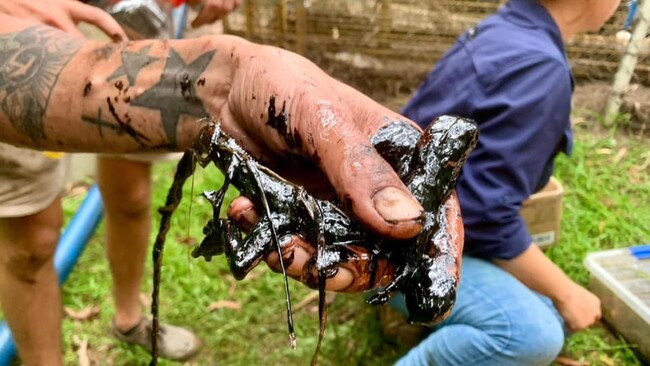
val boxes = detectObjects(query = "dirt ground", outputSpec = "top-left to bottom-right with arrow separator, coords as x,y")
572,81 -> 650,135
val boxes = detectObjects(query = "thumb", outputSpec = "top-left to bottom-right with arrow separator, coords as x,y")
308,103 -> 424,239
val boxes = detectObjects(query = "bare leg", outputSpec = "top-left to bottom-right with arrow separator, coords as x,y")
97,157 -> 151,331
98,156 -> 202,361
0,198 -> 64,366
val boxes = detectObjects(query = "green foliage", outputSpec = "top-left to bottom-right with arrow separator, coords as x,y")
562,328 -> 643,366
549,130 -> 650,285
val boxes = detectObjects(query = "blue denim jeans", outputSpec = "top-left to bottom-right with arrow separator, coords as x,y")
391,256 -> 566,366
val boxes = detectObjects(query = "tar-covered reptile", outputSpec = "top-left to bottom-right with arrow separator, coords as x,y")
149,115 -> 478,365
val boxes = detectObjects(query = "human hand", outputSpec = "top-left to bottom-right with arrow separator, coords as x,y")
211,43 -> 425,240
554,282 -> 602,332
0,0 -> 127,41
188,0 -> 241,27
196,42 -> 442,291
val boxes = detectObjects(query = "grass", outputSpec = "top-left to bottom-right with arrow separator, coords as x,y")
546,125 -> 650,365
1,120 -> 647,365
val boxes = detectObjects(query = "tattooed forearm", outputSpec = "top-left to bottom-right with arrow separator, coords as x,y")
107,45 -> 158,85
0,26 -> 82,141
81,108 -> 113,138
81,107 -> 149,146
105,97 -> 150,146
95,43 -> 216,148
92,43 -> 119,61
129,48 -> 215,147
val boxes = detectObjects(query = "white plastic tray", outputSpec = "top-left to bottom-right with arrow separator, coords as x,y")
584,248 -> 650,324
584,247 -> 650,359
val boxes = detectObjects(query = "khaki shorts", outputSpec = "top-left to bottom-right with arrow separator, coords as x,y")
0,143 -> 69,218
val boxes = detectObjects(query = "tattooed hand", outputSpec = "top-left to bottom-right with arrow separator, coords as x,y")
0,0 -> 127,41
216,45 -> 425,240
188,0 -> 242,27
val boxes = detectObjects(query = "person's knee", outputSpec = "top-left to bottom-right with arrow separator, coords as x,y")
103,182 -> 151,218
98,159 -> 152,218
510,311 -> 564,365
0,224 -> 59,283
533,319 -> 565,364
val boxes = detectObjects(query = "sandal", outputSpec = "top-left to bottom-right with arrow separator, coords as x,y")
113,318 -> 203,361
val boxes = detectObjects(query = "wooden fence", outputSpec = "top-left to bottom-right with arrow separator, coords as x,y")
223,0 -> 649,93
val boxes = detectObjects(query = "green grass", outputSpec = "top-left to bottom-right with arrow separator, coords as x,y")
1,123 -> 647,365
546,126 -> 650,365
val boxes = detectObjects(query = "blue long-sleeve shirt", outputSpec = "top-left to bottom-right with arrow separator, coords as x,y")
403,0 -> 574,259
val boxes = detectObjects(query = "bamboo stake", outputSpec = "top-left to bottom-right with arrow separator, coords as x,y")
604,0 -> 650,126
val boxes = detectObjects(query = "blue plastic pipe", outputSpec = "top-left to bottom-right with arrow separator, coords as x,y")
0,185 -> 104,365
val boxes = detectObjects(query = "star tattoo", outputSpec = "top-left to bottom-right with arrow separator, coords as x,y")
130,48 -> 215,147
107,45 -> 158,85
92,44 -> 118,61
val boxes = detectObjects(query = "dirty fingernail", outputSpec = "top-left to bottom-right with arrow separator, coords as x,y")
372,187 -> 423,223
